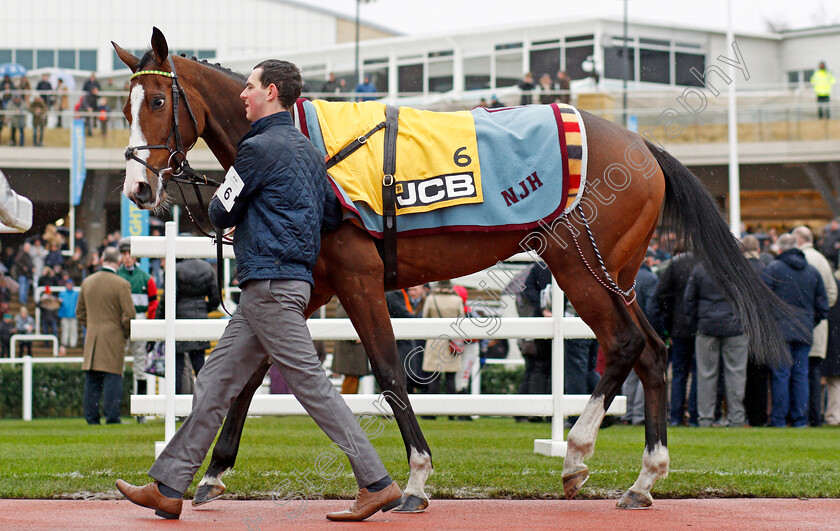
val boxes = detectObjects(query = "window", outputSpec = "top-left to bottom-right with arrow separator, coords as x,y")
674,52 -> 705,87
363,66 -> 389,92
787,71 -> 800,84
37,50 -> 55,68
565,44 -> 593,80
495,42 -> 523,51
530,48 -> 560,80
16,50 -> 34,71
79,50 -> 97,72
429,59 -> 453,93
604,46 -> 634,81
398,63 -> 423,93
0,50 -> 12,64
197,50 -> 216,60
58,50 -> 75,69
640,49 -> 669,84
494,50 -> 522,88
464,56 -> 491,90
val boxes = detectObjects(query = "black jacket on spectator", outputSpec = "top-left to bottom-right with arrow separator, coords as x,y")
636,264 -> 665,337
522,262 -> 552,318
684,262 -> 748,337
156,259 -> 220,353
824,277 -> 840,377
656,252 -> 698,338
762,248 -> 830,344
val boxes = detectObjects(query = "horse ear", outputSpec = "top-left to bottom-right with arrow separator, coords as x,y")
112,42 -> 139,72
151,26 -> 169,63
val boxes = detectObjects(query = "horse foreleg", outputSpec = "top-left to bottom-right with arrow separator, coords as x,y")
560,293 -> 646,501
193,358 -> 271,505
338,289 -> 433,513
617,303 -> 670,510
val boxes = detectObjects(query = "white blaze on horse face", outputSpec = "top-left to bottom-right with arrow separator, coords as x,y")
124,84 -> 151,199
403,447 -> 432,500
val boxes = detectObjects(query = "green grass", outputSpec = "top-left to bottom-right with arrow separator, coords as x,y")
1,416 -> 839,500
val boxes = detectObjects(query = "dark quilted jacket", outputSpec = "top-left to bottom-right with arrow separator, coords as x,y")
209,111 -> 330,286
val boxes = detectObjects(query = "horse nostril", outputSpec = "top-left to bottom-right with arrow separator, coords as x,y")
134,182 -> 152,205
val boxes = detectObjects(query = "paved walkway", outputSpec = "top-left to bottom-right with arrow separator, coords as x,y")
2,498 -> 839,530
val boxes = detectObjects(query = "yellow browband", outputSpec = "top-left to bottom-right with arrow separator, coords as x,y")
130,70 -> 174,80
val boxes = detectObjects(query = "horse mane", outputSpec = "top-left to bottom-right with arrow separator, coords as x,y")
136,49 -> 246,84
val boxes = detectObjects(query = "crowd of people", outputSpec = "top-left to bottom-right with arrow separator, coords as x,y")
0,71 -> 125,145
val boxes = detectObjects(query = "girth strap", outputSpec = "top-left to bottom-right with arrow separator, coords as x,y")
381,105 -> 399,291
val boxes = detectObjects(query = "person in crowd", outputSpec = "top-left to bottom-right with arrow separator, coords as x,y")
116,59 -> 400,521
810,61 -> 836,120
322,72 -> 344,102
29,238 -> 47,288
29,94 -> 48,146
762,233 -> 830,428
622,254 -> 664,425
820,218 -> 840,269
38,285 -> 60,338
518,71 -> 535,105
65,246 -> 86,286
420,280 -> 465,420
44,241 -> 64,270
656,243 -> 699,426
538,73 -> 555,104
13,242 -> 34,305
0,312 -> 14,358
117,237 -> 158,401
823,269 -> 840,426
741,235 -> 770,426
58,278 -> 79,348
554,70 -> 571,104
155,256 -> 220,395
386,285 -> 426,393
518,262 -> 552,422
354,75 -> 377,101
35,74 -> 53,108
489,94 -> 505,108
793,226 -> 838,426
8,92 -> 26,146
13,306 -> 35,356
77,247 -> 135,425
82,72 -> 100,95
82,86 -> 101,137
331,301 -> 370,394
56,78 -> 69,128
74,228 -> 90,259
685,253 -> 755,427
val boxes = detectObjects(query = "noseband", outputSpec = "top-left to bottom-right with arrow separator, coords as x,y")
124,56 -> 229,242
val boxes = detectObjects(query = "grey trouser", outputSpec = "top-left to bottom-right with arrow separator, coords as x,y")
621,369 -> 645,425
695,333 -> 748,427
149,279 -> 388,493
129,314 -> 147,381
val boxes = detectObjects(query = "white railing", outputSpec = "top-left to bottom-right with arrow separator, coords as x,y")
9,334 -> 58,358
130,222 -> 624,457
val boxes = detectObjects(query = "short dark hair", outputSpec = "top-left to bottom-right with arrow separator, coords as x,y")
253,59 -> 302,109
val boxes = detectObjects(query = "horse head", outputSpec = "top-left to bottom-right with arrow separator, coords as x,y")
112,27 -> 206,210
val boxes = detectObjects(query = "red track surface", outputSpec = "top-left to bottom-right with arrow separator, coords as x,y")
1,499 -> 839,530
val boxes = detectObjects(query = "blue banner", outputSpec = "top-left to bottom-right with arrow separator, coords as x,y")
121,195 -> 150,273
71,119 -> 86,205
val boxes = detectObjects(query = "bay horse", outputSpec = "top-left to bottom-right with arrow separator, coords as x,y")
113,28 -> 788,511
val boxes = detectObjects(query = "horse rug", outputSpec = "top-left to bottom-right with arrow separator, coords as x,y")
293,99 -> 587,236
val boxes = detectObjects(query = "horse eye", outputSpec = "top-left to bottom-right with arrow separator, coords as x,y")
152,97 -> 165,109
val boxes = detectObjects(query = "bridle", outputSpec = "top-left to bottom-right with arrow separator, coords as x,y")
125,55 -> 234,314
124,56 -> 231,244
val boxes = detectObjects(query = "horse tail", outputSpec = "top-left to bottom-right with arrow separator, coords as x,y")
646,140 -> 790,367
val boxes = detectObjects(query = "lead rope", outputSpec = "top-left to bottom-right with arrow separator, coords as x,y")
562,204 -> 637,306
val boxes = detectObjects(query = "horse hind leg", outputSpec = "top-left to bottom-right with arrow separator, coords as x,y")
193,358 -> 272,505
617,303 -> 670,509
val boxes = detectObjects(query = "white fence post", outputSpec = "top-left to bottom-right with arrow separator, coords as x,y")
534,277 -> 568,456
155,221 -> 178,458
22,355 -> 32,421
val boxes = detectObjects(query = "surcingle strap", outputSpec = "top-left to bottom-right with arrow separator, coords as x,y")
382,105 -> 400,291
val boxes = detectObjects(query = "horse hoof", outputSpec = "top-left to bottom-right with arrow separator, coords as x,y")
616,489 -> 653,509
562,465 -> 589,500
391,494 -> 429,513
192,482 -> 226,506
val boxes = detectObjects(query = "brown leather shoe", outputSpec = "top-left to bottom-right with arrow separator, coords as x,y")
326,481 -> 402,521
115,479 -> 183,519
